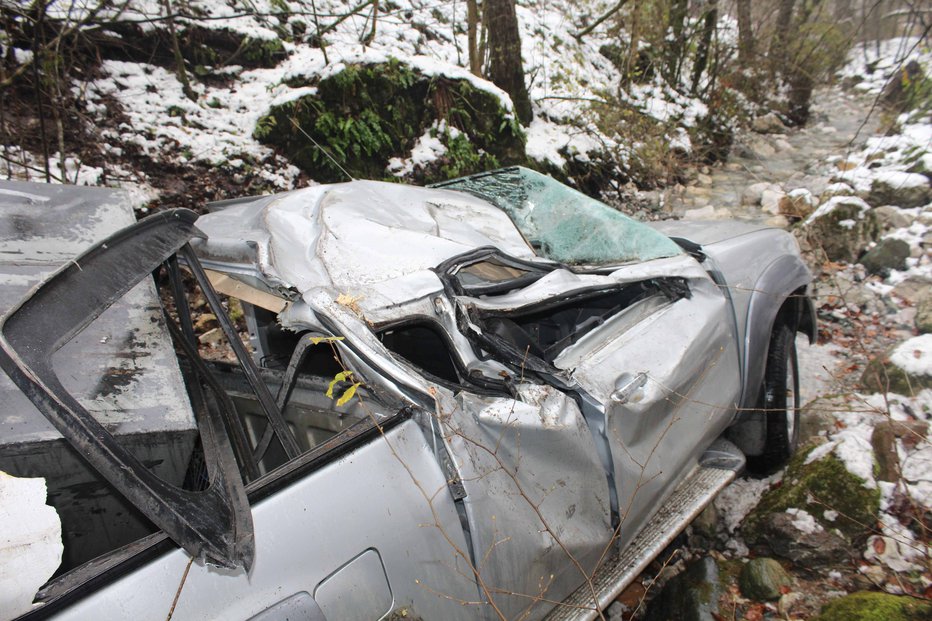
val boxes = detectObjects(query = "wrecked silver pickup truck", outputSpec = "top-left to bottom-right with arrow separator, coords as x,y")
0,168 -> 814,620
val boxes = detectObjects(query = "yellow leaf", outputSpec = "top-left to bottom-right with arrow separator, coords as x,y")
326,370 -> 353,398
309,335 -> 345,345
336,383 -> 359,406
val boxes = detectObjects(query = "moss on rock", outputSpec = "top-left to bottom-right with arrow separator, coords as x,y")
861,349 -> 932,395
254,59 -> 525,183
812,591 -> 932,621
738,558 -> 792,601
743,444 -> 880,546
801,197 -> 880,263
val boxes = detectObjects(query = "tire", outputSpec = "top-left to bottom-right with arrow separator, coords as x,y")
747,322 -> 800,475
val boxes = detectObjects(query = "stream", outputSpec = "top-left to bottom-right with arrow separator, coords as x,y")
666,87 -> 882,222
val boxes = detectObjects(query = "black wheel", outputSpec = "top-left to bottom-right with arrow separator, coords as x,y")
747,323 -> 800,474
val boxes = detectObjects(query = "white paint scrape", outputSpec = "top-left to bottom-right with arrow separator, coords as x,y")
0,471 -> 63,620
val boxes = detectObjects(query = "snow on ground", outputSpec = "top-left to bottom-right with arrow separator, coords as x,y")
2,0 -> 733,199
839,36 -> 932,96
706,37 -> 932,582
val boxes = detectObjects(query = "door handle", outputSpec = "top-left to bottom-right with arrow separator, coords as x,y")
610,372 -> 648,404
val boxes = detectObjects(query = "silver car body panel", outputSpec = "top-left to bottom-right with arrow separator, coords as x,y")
50,418 -> 480,621
649,220 -> 814,410
300,289 -> 612,619
193,180 -> 537,297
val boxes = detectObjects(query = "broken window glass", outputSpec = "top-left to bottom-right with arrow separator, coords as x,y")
434,167 -> 683,266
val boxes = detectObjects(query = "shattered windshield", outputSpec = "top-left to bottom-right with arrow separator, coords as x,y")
434,167 -> 683,266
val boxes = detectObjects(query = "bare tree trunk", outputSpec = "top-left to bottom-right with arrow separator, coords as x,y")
574,0 -> 630,39
736,0 -> 754,64
691,0 -> 718,94
666,0 -> 688,83
50,57 -> 67,182
163,0 -> 197,101
361,0 -> 379,44
624,1 -> 642,84
467,0 -> 481,75
478,0 -> 490,72
486,0 -> 532,124
769,0 -> 796,73
32,1 -> 51,182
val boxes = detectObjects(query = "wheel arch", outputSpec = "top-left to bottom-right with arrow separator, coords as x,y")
728,254 -> 815,458
740,254 -> 815,411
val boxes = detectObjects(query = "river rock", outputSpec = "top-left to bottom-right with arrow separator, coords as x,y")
873,205 -> 914,230
759,510 -> 852,567
198,327 -> 224,345
799,396 -> 846,442
752,112 -> 788,134
752,139 -> 776,158
801,196 -> 880,263
916,291 -> 932,333
773,138 -> 793,153
643,557 -> 721,621
871,420 -> 929,482
866,171 -> 932,208
859,238 -> 911,275
893,277 -> 932,303
738,135 -> 777,159
861,335 -> 932,395
780,188 -> 817,219
742,182 -> 778,206
738,558 -> 791,601
761,188 -> 786,214
821,181 -> 855,200
812,591 -> 932,621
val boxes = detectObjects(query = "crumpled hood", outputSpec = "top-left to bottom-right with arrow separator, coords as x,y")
192,180 -> 537,298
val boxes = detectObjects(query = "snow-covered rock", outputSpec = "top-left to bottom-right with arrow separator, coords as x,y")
801,195 -> 880,262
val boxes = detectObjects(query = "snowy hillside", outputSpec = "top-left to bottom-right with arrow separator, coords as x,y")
1,0 -> 740,208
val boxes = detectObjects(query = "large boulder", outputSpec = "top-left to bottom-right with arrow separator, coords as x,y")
254,60 -> 525,183
812,591 -> 932,621
866,171 -> 931,208
861,335 -> 932,395
643,557 -> 722,621
859,238 -> 911,276
759,510 -> 852,567
743,444 -> 880,547
800,196 -> 880,263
